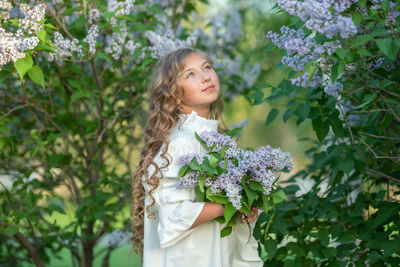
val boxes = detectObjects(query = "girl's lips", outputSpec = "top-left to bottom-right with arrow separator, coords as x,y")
202,85 -> 215,92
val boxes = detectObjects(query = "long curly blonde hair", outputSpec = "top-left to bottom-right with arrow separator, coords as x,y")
131,48 -> 224,261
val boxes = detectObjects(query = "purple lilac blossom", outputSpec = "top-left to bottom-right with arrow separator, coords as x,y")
199,131 -> 237,153
276,0 -> 357,39
176,131 -> 294,210
324,81 -> 343,97
176,171 -> 200,190
178,153 -> 203,165
291,69 -> 323,88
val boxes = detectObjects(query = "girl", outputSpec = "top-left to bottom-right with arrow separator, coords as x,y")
131,48 -> 263,267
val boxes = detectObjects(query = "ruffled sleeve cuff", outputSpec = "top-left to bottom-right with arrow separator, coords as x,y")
157,199 -> 205,248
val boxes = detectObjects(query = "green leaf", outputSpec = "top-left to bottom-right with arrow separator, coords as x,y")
271,189 -> 287,204
14,56 -> 33,79
178,165 -> 188,178
265,239 -> 277,260
352,12 -> 363,26
322,247 -> 337,258
0,71 -> 10,82
239,198 -> 253,214
376,38 -> 397,61
265,109 -> 279,126
48,204 -> 66,214
295,102 -> 310,119
248,90 -> 264,105
223,202 -> 236,222
262,195 -> 269,213
352,92 -> 377,110
358,0 -> 367,8
195,132 -> 209,150
209,154 -> 219,168
312,117 -> 329,142
188,158 -> 201,171
317,230 -> 329,246
226,127 -> 243,138
351,35 -> 373,47
337,158 -> 354,175
283,109 -> 294,123
71,90 -> 91,102
4,227 -> 19,235
36,30 -> 47,43
220,225 -> 233,237
243,183 -> 257,207
335,48 -> 349,60
356,48 -> 373,57
28,65 -> 45,88
308,66 -> 318,82
198,175 -> 205,193
97,52 -> 113,64
249,181 -> 264,192
331,63 -> 345,81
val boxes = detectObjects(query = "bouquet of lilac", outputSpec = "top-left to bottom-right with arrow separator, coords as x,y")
176,128 -> 294,237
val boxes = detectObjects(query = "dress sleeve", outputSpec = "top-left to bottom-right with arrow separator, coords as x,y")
150,137 -> 205,248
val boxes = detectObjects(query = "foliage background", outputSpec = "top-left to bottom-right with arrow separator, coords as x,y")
1,0 -> 399,266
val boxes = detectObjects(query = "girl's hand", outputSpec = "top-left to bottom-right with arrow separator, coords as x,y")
241,206 -> 258,223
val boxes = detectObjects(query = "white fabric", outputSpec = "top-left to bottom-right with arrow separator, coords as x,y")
142,110 -> 263,267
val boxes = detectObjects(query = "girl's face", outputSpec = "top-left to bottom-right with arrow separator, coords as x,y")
176,53 -> 220,118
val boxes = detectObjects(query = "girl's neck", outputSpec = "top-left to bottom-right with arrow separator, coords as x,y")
181,106 -> 211,119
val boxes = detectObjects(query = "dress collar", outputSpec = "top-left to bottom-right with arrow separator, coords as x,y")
177,110 -> 219,133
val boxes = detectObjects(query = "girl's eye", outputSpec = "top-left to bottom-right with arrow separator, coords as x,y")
205,65 -> 211,70
187,72 -> 194,78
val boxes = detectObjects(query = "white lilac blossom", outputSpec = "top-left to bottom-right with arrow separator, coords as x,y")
88,9 -> 100,24
324,81 -> 343,97
46,32 -> 83,65
83,25 -> 99,55
107,0 -> 135,26
367,57 -> 385,70
105,28 -> 127,60
19,2 -> 46,35
0,1 -> 12,20
0,28 -> 39,66
0,1 -> 44,67
145,29 -> 199,59
176,130 -> 294,211
107,229 -> 132,247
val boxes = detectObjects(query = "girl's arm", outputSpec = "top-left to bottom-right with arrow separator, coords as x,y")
189,202 -> 224,229
190,204 -> 259,229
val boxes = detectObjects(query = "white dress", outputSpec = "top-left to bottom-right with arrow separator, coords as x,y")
142,111 -> 263,267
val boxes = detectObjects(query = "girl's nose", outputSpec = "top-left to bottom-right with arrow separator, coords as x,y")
201,73 -> 211,83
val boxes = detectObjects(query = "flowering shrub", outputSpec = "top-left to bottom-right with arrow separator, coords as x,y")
0,0 -> 261,266
177,129 -> 293,236
251,0 -> 400,265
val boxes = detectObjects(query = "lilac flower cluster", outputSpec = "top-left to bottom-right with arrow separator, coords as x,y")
291,69 -> 322,88
176,131 -> 294,211
324,81 -> 343,97
277,0 -> 357,38
178,153 -> 203,165
176,171 -> 199,190
46,32 -> 84,65
145,29 -> 199,59
199,131 -> 237,157
0,1 -> 44,67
